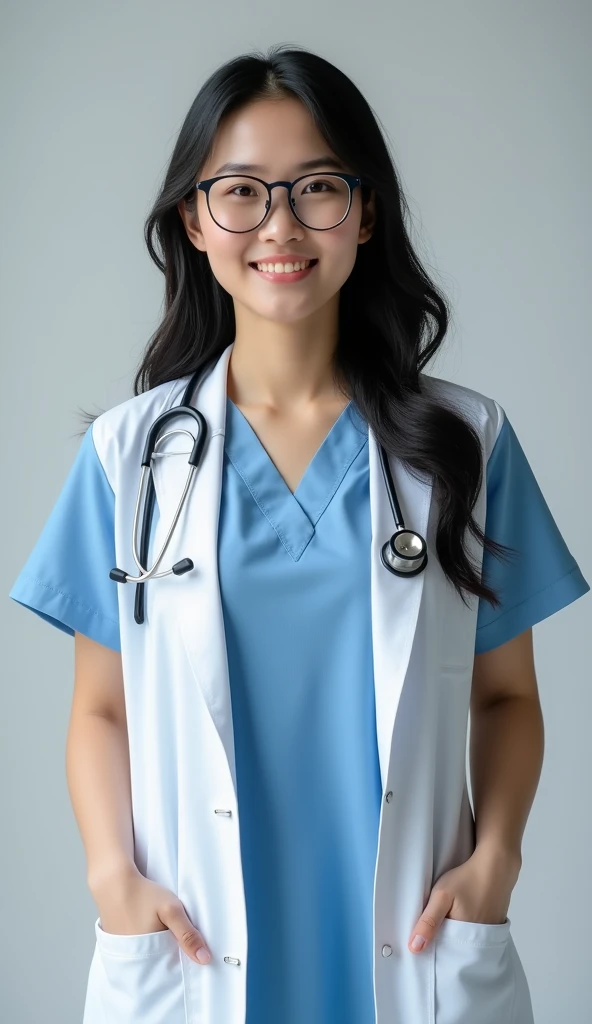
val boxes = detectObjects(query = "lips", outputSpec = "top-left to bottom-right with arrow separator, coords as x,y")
248,258 -> 319,268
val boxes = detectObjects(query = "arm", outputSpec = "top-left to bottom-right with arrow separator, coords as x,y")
66,632 -> 212,962
469,626 -> 545,869
407,627 -> 545,952
66,632 -> 138,894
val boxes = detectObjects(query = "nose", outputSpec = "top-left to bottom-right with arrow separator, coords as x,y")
259,184 -> 303,234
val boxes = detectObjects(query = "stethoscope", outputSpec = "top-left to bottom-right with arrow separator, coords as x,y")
110,354 -> 428,625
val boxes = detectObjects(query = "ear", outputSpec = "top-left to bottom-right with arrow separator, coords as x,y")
358,186 -> 376,245
176,197 -> 207,254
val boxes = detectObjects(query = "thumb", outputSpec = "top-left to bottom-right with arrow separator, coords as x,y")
408,890 -> 451,954
160,900 -> 212,965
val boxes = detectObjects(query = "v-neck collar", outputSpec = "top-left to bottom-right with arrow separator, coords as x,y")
224,397 -> 368,561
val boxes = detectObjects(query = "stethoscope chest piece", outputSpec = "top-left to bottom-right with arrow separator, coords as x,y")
377,440 -> 428,577
110,362 -> 431,627
380,529 -> 428,578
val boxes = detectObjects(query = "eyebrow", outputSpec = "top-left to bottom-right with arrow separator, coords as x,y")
213,156 -> 347,176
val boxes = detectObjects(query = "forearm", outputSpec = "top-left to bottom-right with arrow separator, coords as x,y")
66,710 -> 137,893
469,695 -> 545,863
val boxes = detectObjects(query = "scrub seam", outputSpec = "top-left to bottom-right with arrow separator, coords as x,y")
224,452 -> 303,559
226,436 -> 368,548
225,399 -> 368,548
307,436 -> 369,524
17,572 -> 119,626
475,563 -> 582,633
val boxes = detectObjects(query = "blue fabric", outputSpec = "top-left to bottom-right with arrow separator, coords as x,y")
8,424 -> 121,650
7,395 -> 589,1023
8,403 -> 588,661
216,401 -> 588,1024
475,415 -> 590,653
218,397 -> 380,1024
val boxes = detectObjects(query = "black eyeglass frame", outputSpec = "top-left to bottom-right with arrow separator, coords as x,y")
194,172 -> 363,233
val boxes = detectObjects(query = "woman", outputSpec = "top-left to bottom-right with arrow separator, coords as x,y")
9,43 -> 589,1024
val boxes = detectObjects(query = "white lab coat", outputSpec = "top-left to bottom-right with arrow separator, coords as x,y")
82,341 -> 535,1023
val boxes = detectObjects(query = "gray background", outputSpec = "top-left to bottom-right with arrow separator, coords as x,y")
1,1 -> 590,1021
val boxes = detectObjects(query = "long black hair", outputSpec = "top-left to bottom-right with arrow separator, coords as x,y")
79,42 -> 515,610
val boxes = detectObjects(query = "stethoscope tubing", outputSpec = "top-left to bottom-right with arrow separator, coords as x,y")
131,366 -> 212,622
109,357 -> 428,625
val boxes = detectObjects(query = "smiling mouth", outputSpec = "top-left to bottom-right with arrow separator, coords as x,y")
248,258 -> 319,270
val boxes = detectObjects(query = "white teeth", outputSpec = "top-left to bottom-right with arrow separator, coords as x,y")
254,259 -> 312,273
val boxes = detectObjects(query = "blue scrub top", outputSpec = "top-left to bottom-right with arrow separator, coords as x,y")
8,397 -> 590,1024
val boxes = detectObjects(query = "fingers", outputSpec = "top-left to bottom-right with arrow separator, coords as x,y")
161,901 -> 212,965
408,890 -> 451,953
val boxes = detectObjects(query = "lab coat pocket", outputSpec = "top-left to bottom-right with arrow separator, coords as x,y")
94,916 -> 188,1023
433,915 -> 517,1024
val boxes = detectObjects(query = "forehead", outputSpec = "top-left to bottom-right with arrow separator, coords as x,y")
201,96 -> 347,178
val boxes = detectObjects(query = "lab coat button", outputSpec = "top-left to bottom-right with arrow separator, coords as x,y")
381,944 -> 393,957
214,808 -> 232,816
224,956 -> 241,965
385,791 -> 393,802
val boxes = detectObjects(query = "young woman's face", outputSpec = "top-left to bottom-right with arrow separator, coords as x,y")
177,95 -> 375,327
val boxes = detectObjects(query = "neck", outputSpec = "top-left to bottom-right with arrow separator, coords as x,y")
228,314 -> 343,412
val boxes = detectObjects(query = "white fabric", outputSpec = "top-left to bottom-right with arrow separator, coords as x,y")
82,342 -> 534,1023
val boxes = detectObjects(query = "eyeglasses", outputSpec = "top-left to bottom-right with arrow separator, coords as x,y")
194,172 -> 362,233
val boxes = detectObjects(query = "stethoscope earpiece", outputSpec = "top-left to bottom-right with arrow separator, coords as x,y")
172,558 -> 194,576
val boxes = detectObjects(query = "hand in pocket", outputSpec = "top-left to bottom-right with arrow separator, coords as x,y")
92,863 -> 213,965
407,845 -> 521,953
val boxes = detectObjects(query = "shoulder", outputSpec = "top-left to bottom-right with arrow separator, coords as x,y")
421,372 -> 506,461
90,376 -> 191,486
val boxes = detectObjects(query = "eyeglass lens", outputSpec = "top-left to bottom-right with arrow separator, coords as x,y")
207,174 -> 351,231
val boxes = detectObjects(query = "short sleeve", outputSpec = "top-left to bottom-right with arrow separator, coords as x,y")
475,412 -> 589,654
8,423 -> 121,651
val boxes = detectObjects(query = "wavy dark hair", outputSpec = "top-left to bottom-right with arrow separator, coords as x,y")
78,42 -> 515,610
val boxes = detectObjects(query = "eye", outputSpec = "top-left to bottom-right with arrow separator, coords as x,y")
227,185 -> 258,198
302,179 -> 335,193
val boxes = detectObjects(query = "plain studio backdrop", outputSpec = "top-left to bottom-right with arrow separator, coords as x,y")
1,2 -> 590,1021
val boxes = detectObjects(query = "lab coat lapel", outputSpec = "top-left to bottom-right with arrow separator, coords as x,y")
368,428 -> 433,791
151,341 -> 434,797
150,343 -> 238,788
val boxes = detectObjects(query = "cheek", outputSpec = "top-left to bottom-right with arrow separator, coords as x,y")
203,225 -> 359,298
322,219 -> 362,266
319,235 -> 360,285
204,238 -> 249,288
